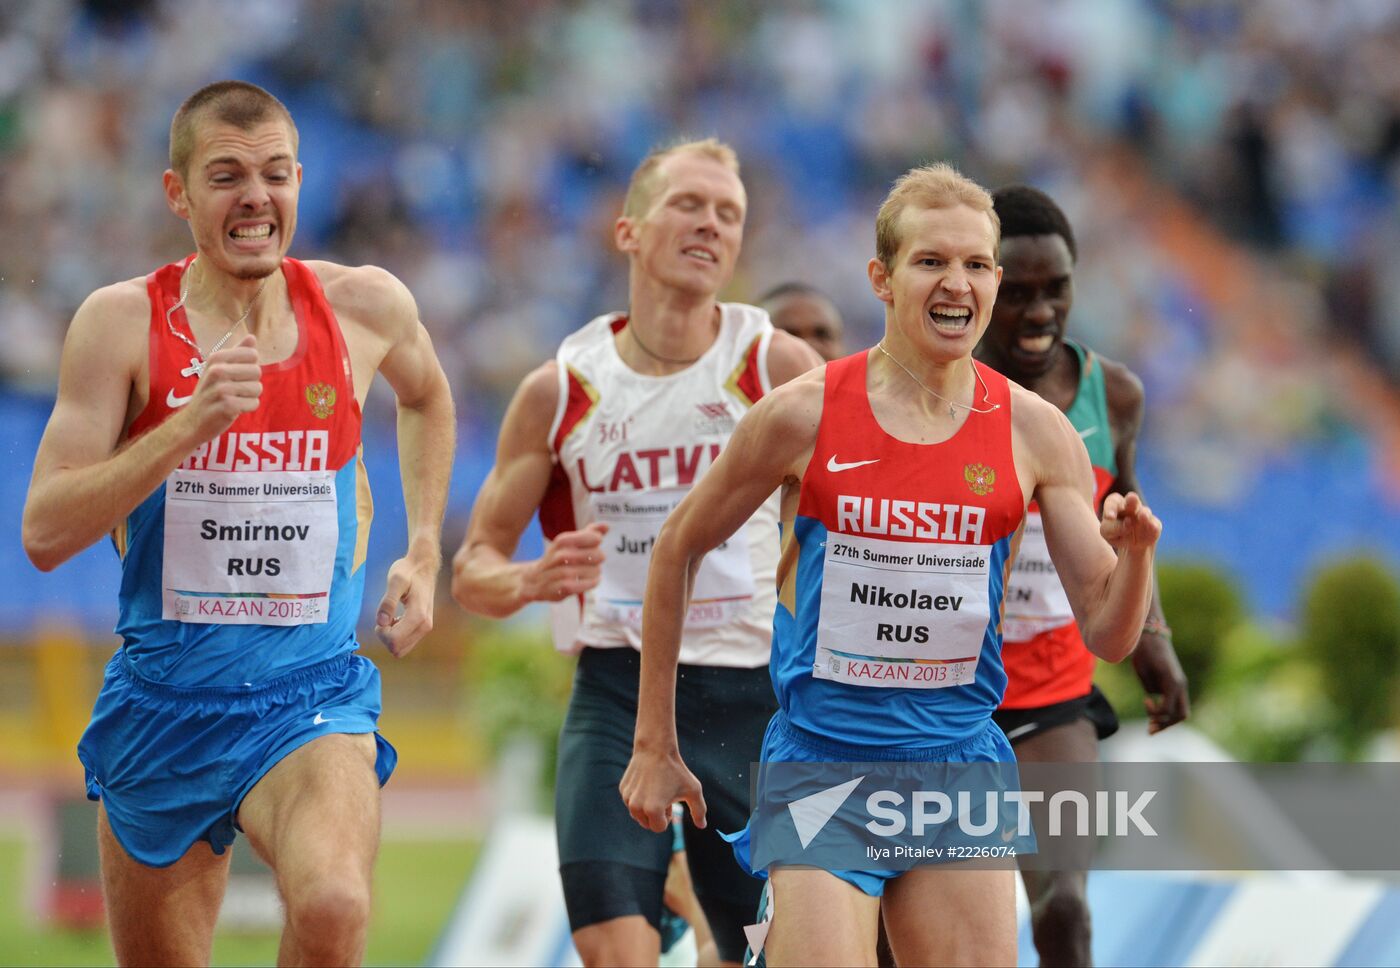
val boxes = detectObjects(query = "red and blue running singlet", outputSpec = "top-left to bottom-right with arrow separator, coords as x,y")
771,350 -> 1025,748
113,256 -> 371,686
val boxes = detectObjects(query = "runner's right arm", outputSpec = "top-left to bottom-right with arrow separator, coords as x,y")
23,282 -> 262,571
450,362 -> 608,618
621,372 -> 823,832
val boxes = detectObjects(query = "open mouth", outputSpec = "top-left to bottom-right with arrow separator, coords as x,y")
1017,333 -> 1055,355
229,223 -> 274,246
928,305 -> 972,336
682,246 -> 717,264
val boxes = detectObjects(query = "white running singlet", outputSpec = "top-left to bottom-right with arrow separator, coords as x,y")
545,305 -> 779,668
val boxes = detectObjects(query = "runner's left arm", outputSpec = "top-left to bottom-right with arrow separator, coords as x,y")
346,267 -> 456,657
621,372 -> 823,832
1103,360 -> 1188,730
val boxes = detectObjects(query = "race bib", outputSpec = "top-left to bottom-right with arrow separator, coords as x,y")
162,468 -> 338,626
590,488 -> 754,630
1002,510 -> 1074,641
814,531 -> 991,689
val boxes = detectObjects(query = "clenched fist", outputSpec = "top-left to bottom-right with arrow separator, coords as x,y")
183,333 -> 262,442
523,521 -> 609,602
1099,492 -> 1161,553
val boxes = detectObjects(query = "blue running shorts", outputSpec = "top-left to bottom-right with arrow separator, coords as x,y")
78,650 -> 396,867
723,710 -> 1018,897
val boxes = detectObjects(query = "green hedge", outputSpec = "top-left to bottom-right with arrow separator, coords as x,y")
1299,557 -> 1400,760
1158,560 -> 1246,696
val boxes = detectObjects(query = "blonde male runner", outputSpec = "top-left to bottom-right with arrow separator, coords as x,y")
622,163 -> 1160,966
452,139 -> 820,966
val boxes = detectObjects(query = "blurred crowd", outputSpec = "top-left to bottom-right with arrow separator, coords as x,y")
2,0 -> 1398,496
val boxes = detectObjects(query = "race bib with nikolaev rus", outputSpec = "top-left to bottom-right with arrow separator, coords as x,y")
814,505 -> 992,689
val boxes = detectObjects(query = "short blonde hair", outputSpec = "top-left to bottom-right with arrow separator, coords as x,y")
622,137 -> 741,219
875,163 -> 1000,270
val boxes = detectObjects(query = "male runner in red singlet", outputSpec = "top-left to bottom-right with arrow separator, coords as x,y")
623,163 -> 1161,965
451,139 -> 819,966
978,184 -> 1188,966
22,81 -> 455,966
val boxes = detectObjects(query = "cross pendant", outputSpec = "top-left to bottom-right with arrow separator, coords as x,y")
181,356 -> 205,379
948,403 -> 957,419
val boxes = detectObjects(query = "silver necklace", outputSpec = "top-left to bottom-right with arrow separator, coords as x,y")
163,257 -> 267,378
876,341 -> 1002,419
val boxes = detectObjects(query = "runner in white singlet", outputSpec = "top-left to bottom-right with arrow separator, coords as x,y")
451,139 -> 820,967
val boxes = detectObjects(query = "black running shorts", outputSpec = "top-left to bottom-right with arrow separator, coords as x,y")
992,684 -> 1120,746
555,646 -> 775,961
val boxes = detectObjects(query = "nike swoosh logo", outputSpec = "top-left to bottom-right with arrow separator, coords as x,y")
1078,426 -> 1098,440
167,389 -> 194,408
312,712 -> 336,726
827,456 -> 880,473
